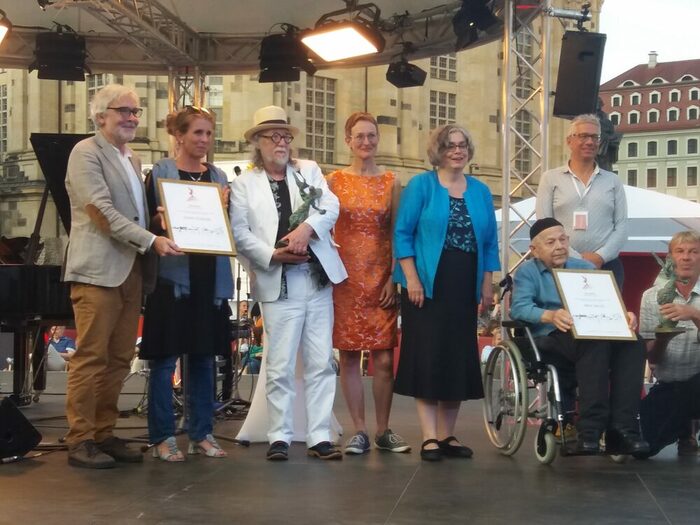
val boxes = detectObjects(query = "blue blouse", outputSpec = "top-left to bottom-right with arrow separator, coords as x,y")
443,197 -> 477,253
393,170 -> 500,301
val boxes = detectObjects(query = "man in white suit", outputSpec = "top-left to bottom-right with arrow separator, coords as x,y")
63,84 -> 181,468
231,106 -> 347,460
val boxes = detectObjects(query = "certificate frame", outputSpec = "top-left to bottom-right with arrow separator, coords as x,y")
157,179 -> 235,256
552,269 -> 635,341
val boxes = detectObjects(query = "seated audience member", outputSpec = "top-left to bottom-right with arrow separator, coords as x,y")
46,326 -> 76,370
510,218 -> 649,455
639,231 -> 700,456
48,326 -> 76,361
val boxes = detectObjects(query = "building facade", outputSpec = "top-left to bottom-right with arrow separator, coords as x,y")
599,54 -> 700,202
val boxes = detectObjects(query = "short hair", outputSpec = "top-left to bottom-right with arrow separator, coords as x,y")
165,106 -> 216,137
426,124 -> 476,167
669,230 -> 700,251
89,84 -> 138,127
344,112 -> 378,137
568,114 -> 601,136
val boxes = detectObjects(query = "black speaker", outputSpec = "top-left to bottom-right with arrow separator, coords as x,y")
0,398 -> 42,460
553,31 -> 606,119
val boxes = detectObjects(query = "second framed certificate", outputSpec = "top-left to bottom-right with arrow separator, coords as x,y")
552,269 -> 635,341
157,179 -> 235,256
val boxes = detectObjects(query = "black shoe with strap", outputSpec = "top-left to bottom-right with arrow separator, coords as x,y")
266,441 -> 289,461
420,439 -> 443,461
438,436 -> 473,458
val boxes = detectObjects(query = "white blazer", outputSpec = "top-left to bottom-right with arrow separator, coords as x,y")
230,159 -> 347,302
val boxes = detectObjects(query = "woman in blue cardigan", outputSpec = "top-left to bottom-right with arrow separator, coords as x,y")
393,124 -> 500,461
140,106 -> 233,461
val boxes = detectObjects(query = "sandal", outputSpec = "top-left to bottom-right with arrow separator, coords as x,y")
188,434 -> 227,458
152,436 -> 185,462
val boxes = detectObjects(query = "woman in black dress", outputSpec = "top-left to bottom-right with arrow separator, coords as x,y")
141,106 -> 233,461
393,124 -> 500,461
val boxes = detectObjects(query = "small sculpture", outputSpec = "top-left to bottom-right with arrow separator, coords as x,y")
275,169 -> 326,249
653,253 -> 688,334
288,169 -> 326,230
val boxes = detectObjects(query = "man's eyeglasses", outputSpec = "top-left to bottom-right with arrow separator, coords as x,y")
443,142 -> 469,152
107,107 -> 143,118
570,133 -> 600,142
259,132 -> 294,145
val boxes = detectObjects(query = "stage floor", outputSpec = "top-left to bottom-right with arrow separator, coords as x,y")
1,372 -> 698,525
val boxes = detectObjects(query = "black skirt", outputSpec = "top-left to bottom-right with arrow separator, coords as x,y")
394,250 -> 484,401
140,254 -> 231,360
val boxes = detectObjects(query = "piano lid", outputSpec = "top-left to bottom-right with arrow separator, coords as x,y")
29,133 -> 91,235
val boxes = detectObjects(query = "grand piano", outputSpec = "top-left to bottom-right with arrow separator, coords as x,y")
0,133 -> 88,406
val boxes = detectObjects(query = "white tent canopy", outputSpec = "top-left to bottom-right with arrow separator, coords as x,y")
495,185 -> 700,254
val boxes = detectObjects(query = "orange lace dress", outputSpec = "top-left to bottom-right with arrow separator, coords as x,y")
328,170 -> 398,351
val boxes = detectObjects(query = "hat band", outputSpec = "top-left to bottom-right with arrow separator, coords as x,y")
257,119 -> 288,126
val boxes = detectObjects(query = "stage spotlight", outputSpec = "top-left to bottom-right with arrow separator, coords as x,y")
386,58 -> 426,88
452,0 -> 500,51
301,2 -> 385,62
0,10 -> 12,47
29,29 -> 90,81
259,26 -> 316,83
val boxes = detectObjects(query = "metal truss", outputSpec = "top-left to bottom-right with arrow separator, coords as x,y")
53,0 -> 199,67
500,0 -> 551,275
3,1 -> 506,74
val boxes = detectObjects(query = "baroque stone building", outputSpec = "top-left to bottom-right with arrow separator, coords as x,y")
599,54 -> 700,202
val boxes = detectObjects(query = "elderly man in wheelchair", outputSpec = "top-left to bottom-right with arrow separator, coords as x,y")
506,218 -> 649,457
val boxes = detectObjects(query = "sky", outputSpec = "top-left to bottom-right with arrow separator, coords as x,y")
599,0 -> 700,82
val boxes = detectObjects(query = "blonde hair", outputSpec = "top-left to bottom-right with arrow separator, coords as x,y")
426,124 -> 475,167
669,231 -> 700,251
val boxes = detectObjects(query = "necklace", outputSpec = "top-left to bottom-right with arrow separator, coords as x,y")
182,170 -> 205,182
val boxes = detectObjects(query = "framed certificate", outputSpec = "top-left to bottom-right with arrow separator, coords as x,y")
552,269 -> 635,340
157,179 -> 235,256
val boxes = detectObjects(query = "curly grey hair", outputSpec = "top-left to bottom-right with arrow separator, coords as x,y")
426,124 -> 476,167
89,84 -> 139,127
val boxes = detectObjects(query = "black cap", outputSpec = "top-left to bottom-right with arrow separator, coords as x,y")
530,217 -> 563,240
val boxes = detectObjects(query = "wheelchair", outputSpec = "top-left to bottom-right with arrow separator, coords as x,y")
482,320 -> 632,464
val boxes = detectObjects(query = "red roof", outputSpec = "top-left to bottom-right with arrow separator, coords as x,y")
601,59 -> 700,90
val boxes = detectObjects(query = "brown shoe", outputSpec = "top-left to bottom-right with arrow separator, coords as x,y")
96,436 -> 144,463
68,440 -> 116,469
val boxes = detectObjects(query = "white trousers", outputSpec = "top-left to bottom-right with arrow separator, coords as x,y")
261,265 -> 337,446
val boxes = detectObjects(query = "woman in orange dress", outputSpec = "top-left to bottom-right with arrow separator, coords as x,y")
327,112 -> 409,455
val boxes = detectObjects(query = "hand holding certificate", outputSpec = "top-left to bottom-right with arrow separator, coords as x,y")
158,179 -> 235,256
552,269 -> 635,340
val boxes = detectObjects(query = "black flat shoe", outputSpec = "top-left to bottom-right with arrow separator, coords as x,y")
420,439 -> 442,462
438,436 -> 473,458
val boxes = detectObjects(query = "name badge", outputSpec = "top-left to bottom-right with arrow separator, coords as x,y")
573,210 -> 588,231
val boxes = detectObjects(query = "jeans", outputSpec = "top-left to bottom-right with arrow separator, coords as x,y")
148,354 -> 215,443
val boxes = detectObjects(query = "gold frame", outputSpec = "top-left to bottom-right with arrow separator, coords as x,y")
157,179 -> 235,256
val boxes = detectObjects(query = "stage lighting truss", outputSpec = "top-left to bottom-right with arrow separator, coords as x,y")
258,24 -> 317,83
0,10 -> 11,47
301,1 -> 385,62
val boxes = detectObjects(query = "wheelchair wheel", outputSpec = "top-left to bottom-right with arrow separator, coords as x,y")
482,340 -> 529,455
535,431 -> 557,465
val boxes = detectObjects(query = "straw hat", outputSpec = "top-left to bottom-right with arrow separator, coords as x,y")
244,105 -> 299,142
